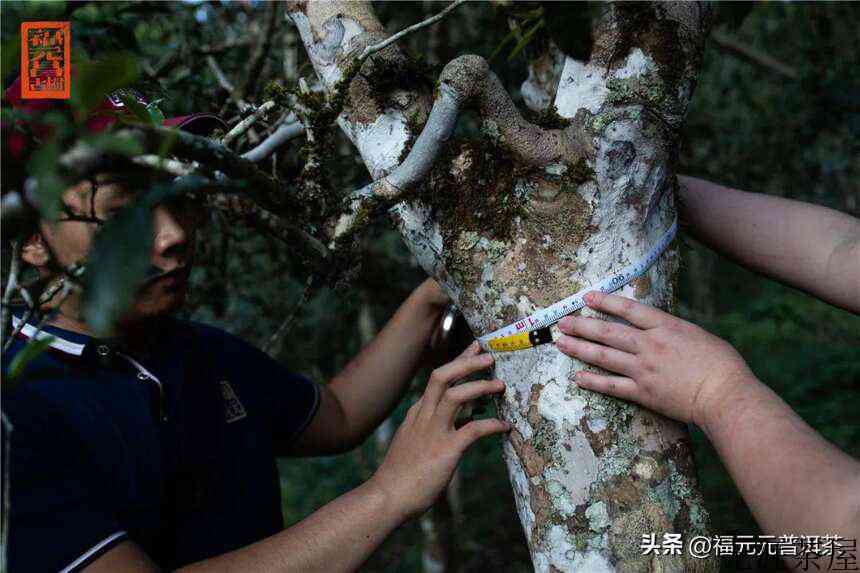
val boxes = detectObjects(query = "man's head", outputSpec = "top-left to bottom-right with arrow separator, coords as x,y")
6,75 -> 225,330
21,174 -> 204,323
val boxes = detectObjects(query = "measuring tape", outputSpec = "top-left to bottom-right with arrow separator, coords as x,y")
478,218 -> 677,352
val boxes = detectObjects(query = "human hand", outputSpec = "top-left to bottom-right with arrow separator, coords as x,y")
554,291 -> 753,428
415,278 -> 451,310
370,342 -> 509,520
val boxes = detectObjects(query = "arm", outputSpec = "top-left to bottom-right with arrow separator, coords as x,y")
289,279 -> 450,455
555,292 -> 860,540
678,175 -> 860,313
85,345 -> 509,572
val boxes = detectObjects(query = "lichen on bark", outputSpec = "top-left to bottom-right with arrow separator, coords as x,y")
287,2 -> 717,570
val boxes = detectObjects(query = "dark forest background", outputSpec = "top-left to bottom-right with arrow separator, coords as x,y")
2,2 -> 859,571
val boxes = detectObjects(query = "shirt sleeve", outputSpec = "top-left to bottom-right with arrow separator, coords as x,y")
4,393 -> 128,573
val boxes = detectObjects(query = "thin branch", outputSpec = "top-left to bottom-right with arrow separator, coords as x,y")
241,0 -> 278,101
207,55 -> 251,112
296,78 -> 326,203
207,193 -> 329,265
242,119 -> 304,162
121,125 -> 293,214
222,100 -> 276,147
357,0 -> 469,62
263,275 -> 316,355
1,241 -> 22,349
2,305 -> 34,354
132,155 -> 195,176
711,30 -> 798,80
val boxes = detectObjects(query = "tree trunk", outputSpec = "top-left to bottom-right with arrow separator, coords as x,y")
287,2 -> 716,570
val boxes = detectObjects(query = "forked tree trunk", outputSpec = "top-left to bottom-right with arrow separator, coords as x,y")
287,2 -> 716,571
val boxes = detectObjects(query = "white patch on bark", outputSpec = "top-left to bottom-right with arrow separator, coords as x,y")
555,58 -> 608,116
353,113 -> 410,179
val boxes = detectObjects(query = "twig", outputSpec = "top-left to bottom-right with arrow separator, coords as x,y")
1,241 -> 22,349
207,193 -> 329,265
121,125 -> 293,214
222,100 -> 276,147
28,279 -> 77,343
2,305 -> 34,354
241,0 -> 279,101
357,0 -> 469,62
207,55 -> 251,112
264,275 -> 316,354
132,155 -> 195,176
711,30 -> 798,80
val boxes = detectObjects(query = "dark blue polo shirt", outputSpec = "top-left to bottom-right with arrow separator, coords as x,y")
2,314 -> 320,571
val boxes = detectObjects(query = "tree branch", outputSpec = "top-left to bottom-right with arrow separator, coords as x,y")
207,55 -> 250,112
207,193 -> 329,266
263,274 -> 317,355
330,54 -> 591,244
241,0 -> 279,101
1,241 -> 22,350
710,29 -> 798,80
222,100 -> 276,146
357,0 -> 469,62
242,118 -> 304,162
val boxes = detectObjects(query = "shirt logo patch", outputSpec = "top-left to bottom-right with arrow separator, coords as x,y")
220,381 -> 247,423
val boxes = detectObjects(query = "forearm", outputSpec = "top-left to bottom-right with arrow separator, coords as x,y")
329,281 -> 445,443
178,480 -> 401,573
702,372 -> 860,538
678,175 -> 860,312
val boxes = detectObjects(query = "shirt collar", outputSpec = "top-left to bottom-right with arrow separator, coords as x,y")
12,315 -> 89,356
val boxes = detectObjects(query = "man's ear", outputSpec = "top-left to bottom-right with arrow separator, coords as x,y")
21,232 -> 51,267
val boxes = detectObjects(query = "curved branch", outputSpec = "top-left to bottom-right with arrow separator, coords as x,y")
330,54 -> 592,244
242,120 -> 304,162
436,55 -> 590,167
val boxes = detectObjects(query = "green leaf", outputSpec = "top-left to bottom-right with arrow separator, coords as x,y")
507,19 -> 545,62
146,99 -> 165,126
115,89 -> 151,123
71,54 -> 139,116
83,201 -> 153,336
115,91 -> 164,127
6,337 -> 55,384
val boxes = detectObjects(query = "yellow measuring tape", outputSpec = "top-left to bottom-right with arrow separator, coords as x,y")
478,218 -> 678,353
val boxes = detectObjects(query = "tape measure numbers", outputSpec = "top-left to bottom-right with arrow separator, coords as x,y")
478,218 -> 678,352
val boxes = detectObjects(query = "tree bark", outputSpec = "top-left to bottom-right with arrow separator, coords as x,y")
287,2 -> 716,570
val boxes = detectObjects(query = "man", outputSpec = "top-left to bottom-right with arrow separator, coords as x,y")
3,79 -> 510,572
554,176 -> 860,542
